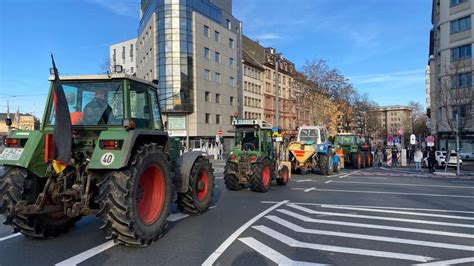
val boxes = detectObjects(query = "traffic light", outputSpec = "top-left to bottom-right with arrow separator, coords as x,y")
426,108 -> 431,118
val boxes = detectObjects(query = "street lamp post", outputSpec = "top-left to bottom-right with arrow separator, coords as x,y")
273,50 -> 282,129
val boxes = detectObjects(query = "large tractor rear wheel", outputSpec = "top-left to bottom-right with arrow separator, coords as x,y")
367,152 -> 373,167
276,165 -> 289,186
223,162 -> 241,190
320,154 -> 334,176
97,143 -> 172,246
177,157 -> 215,215
352,153 -> 362,169
250,159 -> 272,192
0,167 -> 79,238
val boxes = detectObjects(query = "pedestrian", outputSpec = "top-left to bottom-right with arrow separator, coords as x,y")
414,148 -> 423,172
428,146 -> 436,173
376,146 -> 383,167
392,147 -> 398,167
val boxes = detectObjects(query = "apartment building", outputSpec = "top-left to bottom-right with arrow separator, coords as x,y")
136,0 -> 242,149
429,0 -> 474,153
110,38 -> 137,75
242,50 -> 264,120
371,106 -> 413,145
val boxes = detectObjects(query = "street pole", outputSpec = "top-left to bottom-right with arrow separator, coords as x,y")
456,113 -> 460,176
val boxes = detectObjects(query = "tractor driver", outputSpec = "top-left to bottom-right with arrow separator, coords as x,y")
83,89 -> 113,125
242,131 -> 258,151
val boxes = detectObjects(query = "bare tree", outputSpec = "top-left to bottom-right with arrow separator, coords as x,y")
408,101 -> 429,137
100,56 -> 112,74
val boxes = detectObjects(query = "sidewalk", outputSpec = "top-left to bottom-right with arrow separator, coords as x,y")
378,164 -> 474,179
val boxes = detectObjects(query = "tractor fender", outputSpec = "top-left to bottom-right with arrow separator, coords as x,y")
316,143 -> 332,154
173,151 -> 207,193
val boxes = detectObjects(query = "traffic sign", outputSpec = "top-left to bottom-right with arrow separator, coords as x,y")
387,135 -> 394,142
394,137 -> 400,144
410,134 -> 416,145
426,135 -> 435,147
398,129 -> 404,135
272,127 -> 279,133
217,128 -> 223,137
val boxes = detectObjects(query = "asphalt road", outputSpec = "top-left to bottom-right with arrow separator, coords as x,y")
0,164 -> 473,266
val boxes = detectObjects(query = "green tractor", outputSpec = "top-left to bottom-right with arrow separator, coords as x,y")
224,120 -> 290,192
334,133 -> 373,169
0,71 -> 214,246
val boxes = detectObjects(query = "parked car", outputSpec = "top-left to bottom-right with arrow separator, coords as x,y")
423,150 -> 463,168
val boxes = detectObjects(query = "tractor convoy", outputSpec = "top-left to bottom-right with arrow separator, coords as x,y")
334,133 -> 373,169
0,65 -> 373,246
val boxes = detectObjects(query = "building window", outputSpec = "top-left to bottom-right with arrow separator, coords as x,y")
451,16 -> 471,34
204,25 -> 210,37
205,91 -> 210,102
229,38 -> 234,49
226,19 -> 231,30
113,49 -> 116,62
450,0 -> 468,7
214,31 -> 220,42
456,73 -> 472,88
216,93 -> 221,104
452,105 -> 470,118
130,44 -> 134,60
204,69 -> 211,80
216,114 -> 221,124
205,113 -> 211,124
229,77 -> 235,87
131,67 -> 134,73
214,52 -> 220,63
229,57 -> 234,68
230,116 -> 234,124
230,96 -> 235,106
451,44 -> 472,61
204,47 -> 210,59
215,72 -> 221,83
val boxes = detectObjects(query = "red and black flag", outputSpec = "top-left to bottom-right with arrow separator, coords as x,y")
51,55 -> 72,173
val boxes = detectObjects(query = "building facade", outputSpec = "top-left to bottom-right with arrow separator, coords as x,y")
242,50 -> 264,120
110,38 -> 137,75
429,0 -> 474,153
137,0 -> 242,149
371,106 -> 413,146
0,113 -> 40,136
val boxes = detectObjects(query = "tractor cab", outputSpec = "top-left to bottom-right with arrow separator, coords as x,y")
229,119 -> 273,160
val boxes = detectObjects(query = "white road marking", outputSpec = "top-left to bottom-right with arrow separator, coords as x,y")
266,215 -> 474,251
414,257 -> 474,266
348,176 -> 388,180
0,232 -> 21,242
290,188 -> 474,198
215,176 -> 224,180
296,179 -> 312,183
325,180 -> 332,184
319,205 -> 474,220
331,180 -> 474,189
202,200 -> 289,266
238,237 -> 325,266
253,225 -> 434,262
287,204 -> 474,228
167,206 -> 216,222
304,187 -> 316,192
271,202 -> 474,214
338,170 -> 361,179
55,240 -> 117,266
277,209 -> 474,239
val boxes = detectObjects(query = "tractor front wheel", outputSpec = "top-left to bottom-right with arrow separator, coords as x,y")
320,154 -> 334,176
0,167 -> 79,238
223,161 -> 241,190
250,160 -> 272,192
96,143 -> 172,246
177,157 -> 215,215
276,165 -> 289,186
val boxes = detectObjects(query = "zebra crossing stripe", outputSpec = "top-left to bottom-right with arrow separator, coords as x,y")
277,209 -> 474,239
290,188 -> 474,198
238,237 -> 326,266
265,215 -> 474,251
414,257 -> 474,266
252,225 -> 434,262
319,204 -> 474,220
287,204 -> 474,229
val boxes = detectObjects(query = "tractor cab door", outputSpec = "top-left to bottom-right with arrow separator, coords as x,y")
262,129 -> 273,158
129,81 -> 153,129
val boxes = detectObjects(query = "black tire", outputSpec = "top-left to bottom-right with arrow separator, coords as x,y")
0,167 -> 79,238
367,153 -> 373,167
276,166 -> 289,186
361,154 -> 366,168
320,154 -> 333,176
223,161 -> 241,190
177,157 -> 215,215
249,159 -> 272,192
351,153 -> 358,169
96,143 -> 173,246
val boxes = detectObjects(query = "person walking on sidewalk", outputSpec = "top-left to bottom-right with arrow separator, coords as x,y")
414,148 -> 423,172
392,147 -> 399,167
428,147 -> 436,173
376,146 -> 384,167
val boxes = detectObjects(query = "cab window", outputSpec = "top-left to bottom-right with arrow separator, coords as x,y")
149,90 -> 163,130
129,81 -> 151,128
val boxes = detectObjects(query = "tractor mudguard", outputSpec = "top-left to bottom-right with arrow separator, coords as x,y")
316,143 -> 332,154
88,130 -> 169,170
173,151 -> 207,193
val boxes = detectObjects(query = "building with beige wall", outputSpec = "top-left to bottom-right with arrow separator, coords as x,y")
429,0 -> 474,153
242,50 -> 264,120
371,106 -> 413,145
